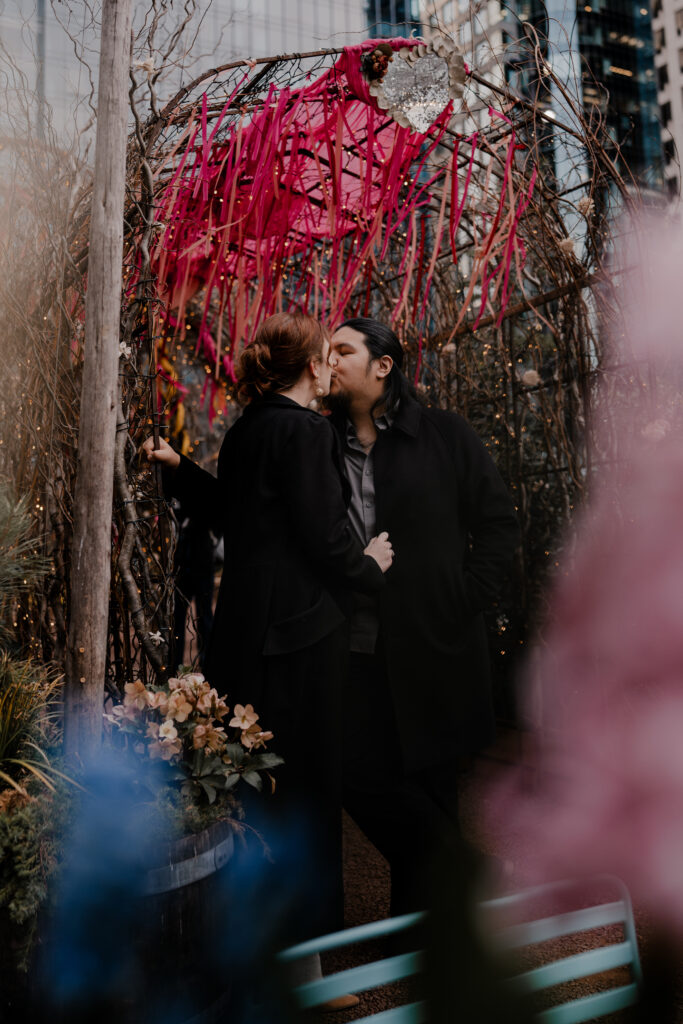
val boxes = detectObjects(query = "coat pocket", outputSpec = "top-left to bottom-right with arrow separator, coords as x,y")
262,590 -> 345,656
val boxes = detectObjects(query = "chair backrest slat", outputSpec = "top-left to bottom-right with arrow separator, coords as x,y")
494,901 -> 627,949
354,999 -> 428,1024
516,940 -> 633,992
536,981 -> 639,1024
481,876 -> 642,1022
280,876 -> 642,1022
278,911 -> 425,961
295,952 -> 424,1008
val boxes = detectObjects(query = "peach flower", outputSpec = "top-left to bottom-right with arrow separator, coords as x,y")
229,703 -> 259,730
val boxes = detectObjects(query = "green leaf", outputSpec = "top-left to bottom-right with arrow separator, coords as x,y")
0,769 -> 28,794
223,773 -> 241,791
199,756 -> 222,776
224,743 -> 247,767
5,759 -> 56,791
198,780 -> 217,804
246,753 -> 284,770
241,771 -> 262,792
202,774 -> 228,789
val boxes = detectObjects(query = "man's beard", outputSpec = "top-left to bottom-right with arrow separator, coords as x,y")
323,388 -> 352,416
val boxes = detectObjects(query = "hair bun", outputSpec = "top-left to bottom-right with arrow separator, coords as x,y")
235,312 -> 327,404
236,342 -> 274,402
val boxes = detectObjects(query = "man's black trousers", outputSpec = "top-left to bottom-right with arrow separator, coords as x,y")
342,646 -> 464,917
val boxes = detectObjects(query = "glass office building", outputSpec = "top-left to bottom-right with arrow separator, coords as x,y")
578,0 -> 662,187
503,0 -> 663,189
367,0 -> 422,37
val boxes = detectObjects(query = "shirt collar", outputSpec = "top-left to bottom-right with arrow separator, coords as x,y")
345,409 -> 393,447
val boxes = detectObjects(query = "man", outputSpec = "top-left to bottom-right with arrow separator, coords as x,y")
327,317 -> 519,914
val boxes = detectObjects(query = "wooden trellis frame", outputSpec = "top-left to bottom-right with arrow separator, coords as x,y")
0,33 -> 645,720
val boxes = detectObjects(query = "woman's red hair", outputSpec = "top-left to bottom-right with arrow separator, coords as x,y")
236,312 -> 328,404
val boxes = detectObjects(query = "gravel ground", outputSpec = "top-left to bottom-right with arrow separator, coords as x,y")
307,738 -> 683,1023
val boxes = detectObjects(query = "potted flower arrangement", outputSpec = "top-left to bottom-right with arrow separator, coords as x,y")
104,670 -> 284,1023
106,669 -> 282,826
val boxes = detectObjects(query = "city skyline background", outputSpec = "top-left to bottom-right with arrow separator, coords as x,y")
0,0 -> 676,193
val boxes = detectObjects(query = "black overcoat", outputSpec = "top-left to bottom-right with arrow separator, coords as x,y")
165,394 -> 384,935
331,395 -> 519,773
167,393 -> 383,697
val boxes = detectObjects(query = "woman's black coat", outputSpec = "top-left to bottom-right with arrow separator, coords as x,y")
331,394 -> 519,773
164,393 -> 383,934
167,393 -> 383,700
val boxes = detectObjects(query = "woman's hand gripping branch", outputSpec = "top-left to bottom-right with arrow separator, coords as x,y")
141,435 -> 180,470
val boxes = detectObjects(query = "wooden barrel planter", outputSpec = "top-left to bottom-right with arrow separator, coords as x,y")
134,819 -> 238,1024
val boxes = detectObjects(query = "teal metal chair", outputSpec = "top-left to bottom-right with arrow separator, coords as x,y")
480,875 -> 643,1023
277,911 -> 427,1023
280,875 -> 641,1023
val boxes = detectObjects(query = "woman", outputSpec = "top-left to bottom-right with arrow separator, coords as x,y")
143,312 -> 392,952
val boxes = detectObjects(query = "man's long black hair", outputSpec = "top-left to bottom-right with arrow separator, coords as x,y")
339,317 -> 418,414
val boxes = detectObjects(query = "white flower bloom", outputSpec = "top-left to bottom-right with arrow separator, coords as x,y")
148,630 -> 163,646
181,672 -> 205,688
521,369 -> 541,387
558,237 -> 575,255
641,419 -> 669,441
119,341 -> 132,360
134,56 -> 156,77
159,720 -> 178,741
577,196 -> 594,216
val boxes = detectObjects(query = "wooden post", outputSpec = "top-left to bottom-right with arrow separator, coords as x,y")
64,0 -> 133,762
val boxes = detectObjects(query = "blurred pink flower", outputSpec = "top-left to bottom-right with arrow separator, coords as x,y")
485,224 -> 683,934
641,418 -> 669,441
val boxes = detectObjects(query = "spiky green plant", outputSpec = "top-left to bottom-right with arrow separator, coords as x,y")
0,485 -> 75,795
0,483 -> 50,648
0,655 -> 70,794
